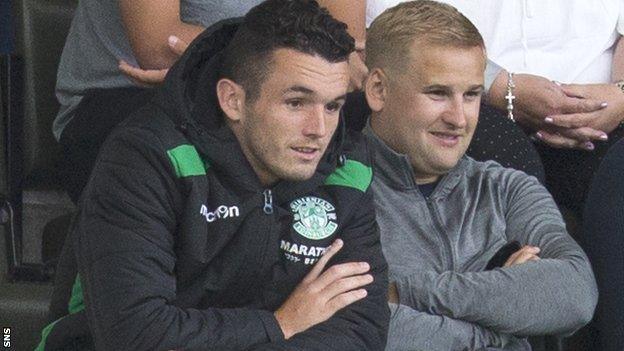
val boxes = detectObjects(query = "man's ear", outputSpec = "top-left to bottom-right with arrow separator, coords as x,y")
216,78 -> 246,122
365,68 -> 388,113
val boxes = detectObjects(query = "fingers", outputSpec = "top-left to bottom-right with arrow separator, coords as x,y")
559,84 -> 608,113
274,239 -> 371,339
557,126 -> 608,143
560,97 -> 607,114
327,289 -> 368,311
347,51 -> 368,92
535,130 -> 596,150
544,111 -> 601,129
512,251 -> 540,266
305,239 -> 344,281
322,273 -> 373,299
312,261 -> 370,289
119,60 -> 168,87
504,246 -> 541,267
167,35 -> 190,57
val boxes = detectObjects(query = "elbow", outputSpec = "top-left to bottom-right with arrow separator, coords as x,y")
133,45 -> 178,70
571,298 -> 596,330
574,265 -> 599,328
576,283 -> 598,327
559,280 -> 598,335
92,307 -> 177,351
127,33 -> 181,70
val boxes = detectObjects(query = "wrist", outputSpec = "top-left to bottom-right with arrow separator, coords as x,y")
486,70 -> 509,110
504,71 -> 516,122
273,309 -> 294,339
612,81 -> 624,128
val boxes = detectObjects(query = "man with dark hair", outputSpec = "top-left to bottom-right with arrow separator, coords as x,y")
35,1 -> 389,350
364,1 -> 597,350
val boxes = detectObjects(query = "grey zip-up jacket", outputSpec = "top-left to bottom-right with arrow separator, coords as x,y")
364,126 -> 597,351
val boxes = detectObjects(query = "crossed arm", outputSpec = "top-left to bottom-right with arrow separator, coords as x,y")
118,0 -> 204,69
117,0 -> 368,89
77,126 -> 388,350
393,172 -> 597,339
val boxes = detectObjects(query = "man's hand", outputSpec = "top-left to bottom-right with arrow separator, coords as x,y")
347,49 -> 368,92
119,35 -> 189,87
488,72 -> 608,149
503,245 -> 541,267
274,239 -> 373,339
544,83 -> 624,135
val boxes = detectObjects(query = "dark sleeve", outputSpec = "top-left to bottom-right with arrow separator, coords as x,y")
75,127 -> 282,351
583,138 -> 624,351
251,186 -> 390,350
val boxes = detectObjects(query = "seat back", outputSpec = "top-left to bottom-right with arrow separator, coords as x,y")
14,0 -> 77,182
0,1 -> 77,348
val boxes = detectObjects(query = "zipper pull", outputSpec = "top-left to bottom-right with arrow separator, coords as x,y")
263,189 -> 274,215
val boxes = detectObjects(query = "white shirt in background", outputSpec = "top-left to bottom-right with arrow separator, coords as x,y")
367,0 -> 624,84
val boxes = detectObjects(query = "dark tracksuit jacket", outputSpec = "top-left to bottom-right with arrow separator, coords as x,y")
37,19 -> 389,351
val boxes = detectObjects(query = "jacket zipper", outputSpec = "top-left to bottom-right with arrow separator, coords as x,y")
263,189 -> 274,215
257,189 -> 277,306
426,199 -> 455,271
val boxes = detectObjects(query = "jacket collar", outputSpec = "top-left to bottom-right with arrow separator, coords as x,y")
363,121 -> 465,199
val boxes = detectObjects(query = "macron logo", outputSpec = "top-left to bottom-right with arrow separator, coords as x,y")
200,204 -> 240,223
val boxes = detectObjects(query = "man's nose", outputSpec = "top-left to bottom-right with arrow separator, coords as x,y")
443,97 -> 468,128
302,105 -> 327,138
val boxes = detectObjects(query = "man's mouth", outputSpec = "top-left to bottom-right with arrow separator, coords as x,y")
291,146 -> 321,160
430,131 -> 462,146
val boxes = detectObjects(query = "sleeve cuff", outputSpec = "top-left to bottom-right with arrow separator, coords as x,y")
484,59 -> 504,93
257,310 -> 285,343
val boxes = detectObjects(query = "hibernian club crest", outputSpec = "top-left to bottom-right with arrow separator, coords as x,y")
290,196 -> 338,240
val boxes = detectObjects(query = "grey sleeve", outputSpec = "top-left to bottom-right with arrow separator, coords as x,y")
387,303 -> 527,351
395,171 -> 598,336
484,59 -> 504,93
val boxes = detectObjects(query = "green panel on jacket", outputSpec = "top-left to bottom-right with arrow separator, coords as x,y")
167,144 -> 210,178
35,276 -> 85,351
68,275 -> 85,314
325,159 -> 372,192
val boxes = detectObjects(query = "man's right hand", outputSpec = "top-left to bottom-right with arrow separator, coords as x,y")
503,245 -> 541,267
274,239 -> 373,339
119,35 -> 189,87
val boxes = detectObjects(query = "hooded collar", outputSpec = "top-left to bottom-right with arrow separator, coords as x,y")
152,18 -> 346,206
363,121 -> 465,199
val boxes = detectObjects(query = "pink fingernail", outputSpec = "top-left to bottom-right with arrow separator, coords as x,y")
536,132 -> 544,139
600,133 -> 608,141
585,142 -> 595,150
168,35 -> 179,47
600,102 -> 608,108
544,117 -> 553,123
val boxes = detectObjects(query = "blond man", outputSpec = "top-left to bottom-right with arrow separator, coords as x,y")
363,1 -> 597,350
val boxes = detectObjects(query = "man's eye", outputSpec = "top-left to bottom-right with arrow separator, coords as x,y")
326,102 -> 342,113
286,99 -> 304,109
465,91 -> 482,100
427,91 -> 446,99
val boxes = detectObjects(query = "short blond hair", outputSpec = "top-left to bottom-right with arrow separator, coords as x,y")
366,0 -> 485,73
